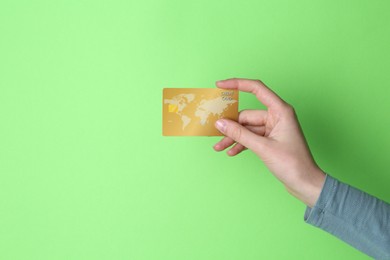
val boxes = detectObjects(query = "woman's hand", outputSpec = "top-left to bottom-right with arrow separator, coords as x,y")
213,78 -> 326,207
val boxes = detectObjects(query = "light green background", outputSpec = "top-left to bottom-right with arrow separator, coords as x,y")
1,0 -> 389,259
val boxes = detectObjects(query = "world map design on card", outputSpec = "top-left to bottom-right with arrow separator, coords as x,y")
163,88 -> 239,136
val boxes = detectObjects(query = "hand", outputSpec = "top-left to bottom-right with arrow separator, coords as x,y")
213,78 -> 326,207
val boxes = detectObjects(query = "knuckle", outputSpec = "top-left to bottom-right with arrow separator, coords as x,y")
283,103 -> 296,115
229,125 -> 242,141
238,110 -> 248,123
255,79 -> 263,84
253,79 -> 264,86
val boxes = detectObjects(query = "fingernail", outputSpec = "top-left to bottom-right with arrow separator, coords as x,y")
215,119 -> 226,132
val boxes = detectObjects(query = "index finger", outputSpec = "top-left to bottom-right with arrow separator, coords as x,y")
216,78 -> 286,110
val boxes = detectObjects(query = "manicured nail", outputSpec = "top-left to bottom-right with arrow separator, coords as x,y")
215,119 -> 226,132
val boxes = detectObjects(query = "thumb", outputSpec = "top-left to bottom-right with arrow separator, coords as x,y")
215,119 -> 266,152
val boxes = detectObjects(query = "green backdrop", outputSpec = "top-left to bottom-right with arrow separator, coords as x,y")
1,0 -> 389,259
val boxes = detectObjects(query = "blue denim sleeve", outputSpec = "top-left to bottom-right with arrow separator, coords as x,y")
304,174 -> 390,259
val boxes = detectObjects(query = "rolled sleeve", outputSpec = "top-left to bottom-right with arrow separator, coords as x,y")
304,174 -> 390,259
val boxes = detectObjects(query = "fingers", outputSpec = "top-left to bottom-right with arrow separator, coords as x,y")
216,78 -> 287,111
213,136 -> 247,156
227,143 -> 247,156
213,136 -> 235,151
238,109 -> 268,126
215,118 -> 267,152
213,126 -> 265,150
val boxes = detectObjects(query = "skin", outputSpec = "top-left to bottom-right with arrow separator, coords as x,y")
213,78 -> 326,208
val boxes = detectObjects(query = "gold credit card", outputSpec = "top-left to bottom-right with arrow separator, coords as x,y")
162,88 -> 239,136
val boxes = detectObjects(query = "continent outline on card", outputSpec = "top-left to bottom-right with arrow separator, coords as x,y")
162,88 -> 239,136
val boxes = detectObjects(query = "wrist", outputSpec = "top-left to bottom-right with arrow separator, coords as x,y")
285,167 -> 326,207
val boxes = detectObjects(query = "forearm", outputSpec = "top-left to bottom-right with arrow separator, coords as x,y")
304,174 -> 390,258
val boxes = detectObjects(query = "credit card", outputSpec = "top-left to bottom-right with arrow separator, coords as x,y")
162,88 -> 239,136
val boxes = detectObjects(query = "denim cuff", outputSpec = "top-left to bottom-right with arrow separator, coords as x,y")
304,173 -> 337,225
303,173 -> 390,258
